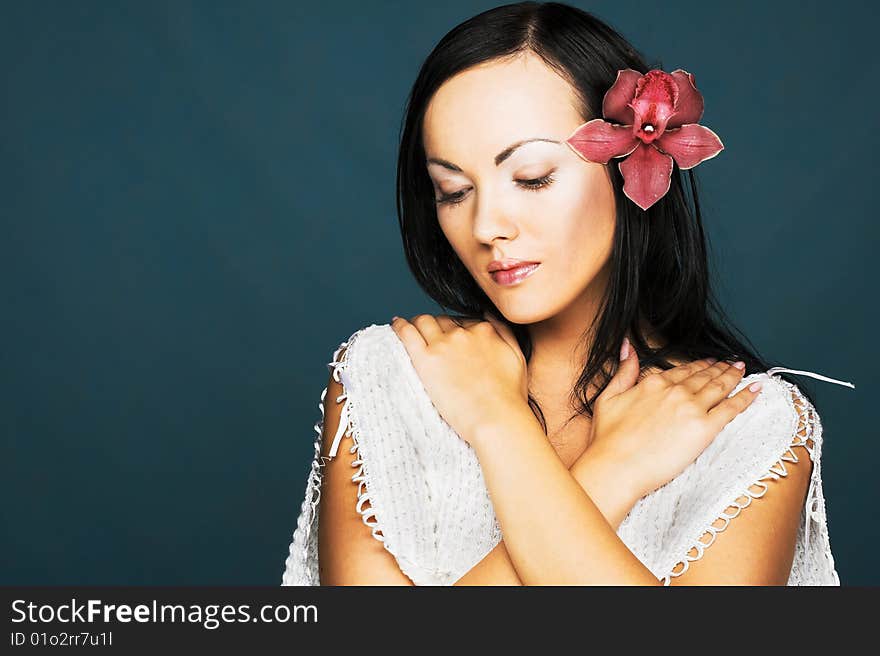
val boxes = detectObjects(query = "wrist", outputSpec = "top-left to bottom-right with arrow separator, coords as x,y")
468,401 -> 541,449
570,446 -> 644,529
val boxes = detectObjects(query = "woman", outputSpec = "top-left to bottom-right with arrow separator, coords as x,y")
282,2 -> 853,585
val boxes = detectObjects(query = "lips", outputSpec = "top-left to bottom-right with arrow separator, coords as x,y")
487,258 -> 541,273
490,262 -> 541,286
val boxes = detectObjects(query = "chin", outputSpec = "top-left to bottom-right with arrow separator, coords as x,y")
489,301 -> 556,325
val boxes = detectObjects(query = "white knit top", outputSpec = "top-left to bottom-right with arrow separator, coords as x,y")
281,323 -> 855,586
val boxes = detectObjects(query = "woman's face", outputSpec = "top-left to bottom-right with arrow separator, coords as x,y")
422,52 -> 616,325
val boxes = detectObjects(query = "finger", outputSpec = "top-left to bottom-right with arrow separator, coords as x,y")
706,380 -> 763,432
694,361 -> 747,409
440,314 -> 483,330
659,357 -> 718,384
680,361 -> 737,393
480,310 -> 522,358
603,337 -> 641,400
390,315 -> 428,350
410,313 -> 445,344
435,314 -> 460,332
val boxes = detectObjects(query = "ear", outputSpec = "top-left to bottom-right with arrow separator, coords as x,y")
482,311 -> 524,361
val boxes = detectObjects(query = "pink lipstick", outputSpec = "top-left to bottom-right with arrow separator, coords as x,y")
490,262 -> 541,286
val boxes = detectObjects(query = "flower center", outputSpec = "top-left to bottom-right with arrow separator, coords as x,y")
636,121 -> 661,144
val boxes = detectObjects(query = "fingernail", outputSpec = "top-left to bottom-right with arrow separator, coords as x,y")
619,337 -> 630,361
391,315 -> 399,321
733,361 -> 745,370
749,381 -> 763,392
707,357 -> 718,364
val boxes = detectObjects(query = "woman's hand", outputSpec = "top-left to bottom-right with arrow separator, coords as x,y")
390,312 -> 528,444
587,339 -> 763,500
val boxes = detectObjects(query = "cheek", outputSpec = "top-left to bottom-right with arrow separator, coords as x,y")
437,217 -> 475,266
438,215 -> 461,248
547,168 -> 616,274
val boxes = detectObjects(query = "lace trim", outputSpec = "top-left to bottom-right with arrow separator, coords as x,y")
324,339 -> 388,547
282,328 -> 385,585
660,382 -> 819,586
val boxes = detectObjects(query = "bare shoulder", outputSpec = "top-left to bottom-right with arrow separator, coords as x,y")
666,378 -> 815,585
316,347 -> 414,586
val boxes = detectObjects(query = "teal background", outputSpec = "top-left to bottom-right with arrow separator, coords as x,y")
2,1 -> 875,584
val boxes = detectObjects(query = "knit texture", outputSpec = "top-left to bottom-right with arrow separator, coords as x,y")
281,323 -> 842,586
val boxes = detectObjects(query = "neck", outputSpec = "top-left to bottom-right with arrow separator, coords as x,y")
525,274 -> 666,398
526,264 -> 609,376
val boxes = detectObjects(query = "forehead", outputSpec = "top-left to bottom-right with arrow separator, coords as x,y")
422,53 -> 584,159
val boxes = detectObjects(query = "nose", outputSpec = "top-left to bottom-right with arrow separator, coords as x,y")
471,189 -> 519,245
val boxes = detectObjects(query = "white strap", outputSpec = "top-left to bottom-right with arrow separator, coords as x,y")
328,396 -> 350,458
766,367 -> 855,389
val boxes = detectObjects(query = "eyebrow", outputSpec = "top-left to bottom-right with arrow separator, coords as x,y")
426,137 -> 562,171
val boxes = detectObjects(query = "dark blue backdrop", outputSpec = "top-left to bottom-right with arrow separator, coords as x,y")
2,1 -> 875,584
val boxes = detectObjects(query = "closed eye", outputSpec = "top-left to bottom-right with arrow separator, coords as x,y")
435,172 -> 556,207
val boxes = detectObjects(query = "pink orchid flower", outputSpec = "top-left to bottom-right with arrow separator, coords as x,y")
565,68 -> 724,211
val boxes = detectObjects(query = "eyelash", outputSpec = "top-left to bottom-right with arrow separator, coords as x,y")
435,173 -> 556,207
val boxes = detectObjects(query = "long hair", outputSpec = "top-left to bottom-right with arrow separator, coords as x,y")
395,1 -> 814,432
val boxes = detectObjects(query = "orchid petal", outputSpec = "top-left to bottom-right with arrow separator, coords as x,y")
655,123 -> 724,169
565,118 -> 640,164
629,70 -> 679,142
618,143 -> 674,211
601,69 -> 642,124
667,69 -> 704,128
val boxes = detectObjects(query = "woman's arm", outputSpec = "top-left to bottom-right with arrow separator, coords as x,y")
388,314 -> 787,586
453,446 -> 640,585
457,390 -> 811,587
318,343 -> 638,586
466,403 -> 662,585
317,354 -> 415,586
